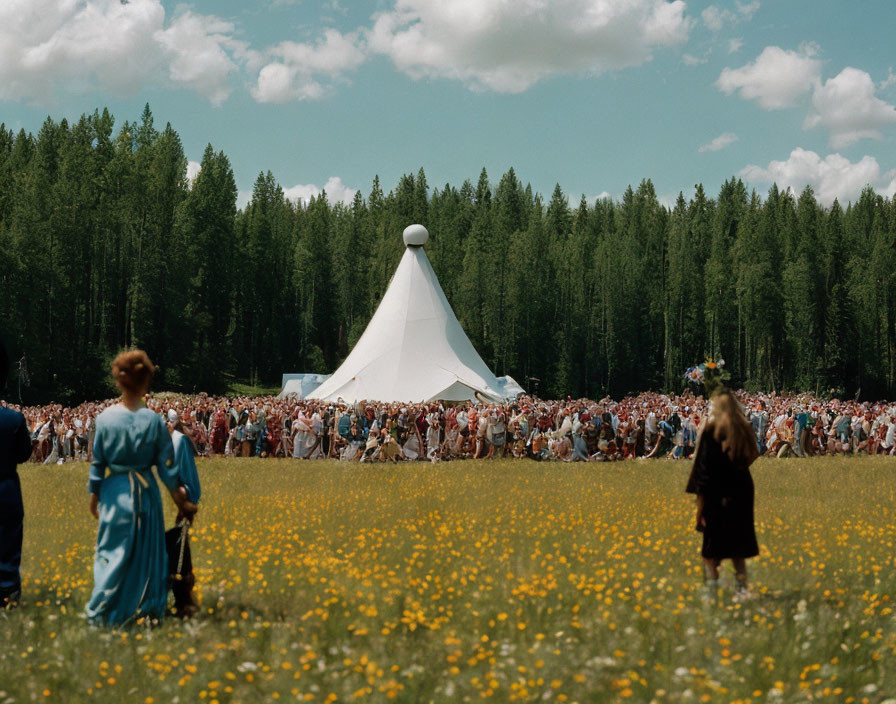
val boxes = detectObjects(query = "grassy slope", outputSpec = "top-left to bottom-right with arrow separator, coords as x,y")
2,457 -> 895,703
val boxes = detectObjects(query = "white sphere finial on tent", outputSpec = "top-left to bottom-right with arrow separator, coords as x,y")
403,224 -> 429,247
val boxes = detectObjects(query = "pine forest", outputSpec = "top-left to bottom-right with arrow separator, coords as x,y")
2,106 -> 895,403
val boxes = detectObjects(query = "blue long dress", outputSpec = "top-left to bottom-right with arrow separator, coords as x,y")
86,406 -> 178,626
168,429 -> 201,609
171,430 -> 201,504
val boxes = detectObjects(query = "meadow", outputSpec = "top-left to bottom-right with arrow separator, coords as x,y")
2,457 -> 895,704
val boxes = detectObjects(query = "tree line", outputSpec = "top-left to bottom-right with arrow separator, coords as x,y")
1,106 -> 894,403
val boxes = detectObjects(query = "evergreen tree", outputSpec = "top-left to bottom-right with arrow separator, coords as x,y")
174,144 -> 238,392
457,168 -> 493,356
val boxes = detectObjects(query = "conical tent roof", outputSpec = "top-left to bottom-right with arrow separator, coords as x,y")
306,225 -> 506,404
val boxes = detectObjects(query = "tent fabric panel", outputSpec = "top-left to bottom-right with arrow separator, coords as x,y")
279,373 -> 332,399
305,244 -> 508,404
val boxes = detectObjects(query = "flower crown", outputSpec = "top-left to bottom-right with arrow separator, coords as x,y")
685,359 -> 730,398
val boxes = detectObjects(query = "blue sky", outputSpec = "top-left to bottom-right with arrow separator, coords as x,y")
1,0 -> 894,208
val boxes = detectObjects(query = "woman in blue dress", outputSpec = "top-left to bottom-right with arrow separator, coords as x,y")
86,350 -> 196,626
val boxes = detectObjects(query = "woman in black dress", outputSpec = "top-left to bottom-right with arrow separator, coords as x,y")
686,390 -> 759,594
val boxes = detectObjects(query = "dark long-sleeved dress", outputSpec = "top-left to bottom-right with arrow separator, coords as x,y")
0,407 -> 33,604
686,431 -> 759,560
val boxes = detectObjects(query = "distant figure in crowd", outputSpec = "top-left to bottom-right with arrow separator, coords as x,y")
86,350 -> 197,626
166,409 -> 202,618
0,341 -> 32,608
686,389 -> 760,597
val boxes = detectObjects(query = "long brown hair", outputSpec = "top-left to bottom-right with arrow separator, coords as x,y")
703,390 -> 759,464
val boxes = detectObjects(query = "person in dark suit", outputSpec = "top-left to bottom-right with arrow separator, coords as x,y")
0,341 -> 33,608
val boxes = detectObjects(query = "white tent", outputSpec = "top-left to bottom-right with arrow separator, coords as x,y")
279,373 -> 331,399
496,375 -> 526,399
306,224 -> 516,404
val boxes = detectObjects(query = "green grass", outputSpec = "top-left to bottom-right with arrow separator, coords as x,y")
3,457 -> 896,703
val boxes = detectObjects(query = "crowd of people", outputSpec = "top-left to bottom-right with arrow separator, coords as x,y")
10,388 -> 896,466
0,342 -> 827,620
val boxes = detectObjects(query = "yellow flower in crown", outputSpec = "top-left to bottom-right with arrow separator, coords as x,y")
706,362 -> 717,369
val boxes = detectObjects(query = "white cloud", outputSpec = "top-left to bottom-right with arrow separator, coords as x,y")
155,11 -> 245,106
883,170 -> 896,198
736,1 -> 760,20
717,44 -> 821,109
0,0 -> 161,101
804,67 -> 896,148
186,160 -> 202,185
701,6 -> 725,31
657,192 -> 679,209
699,132 -> 739,152
739,148 -> 891,206
284,176 -> 357,206
702,2 -> 758,31
882,68 -> 896,91
0,0 -> 717,105
727,37 -> 743,54
720,47 -> 896,147
367,0 -> 692,94
682,53 -> 708,67
251,29 -> 365,103
0,0 -> 246,105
